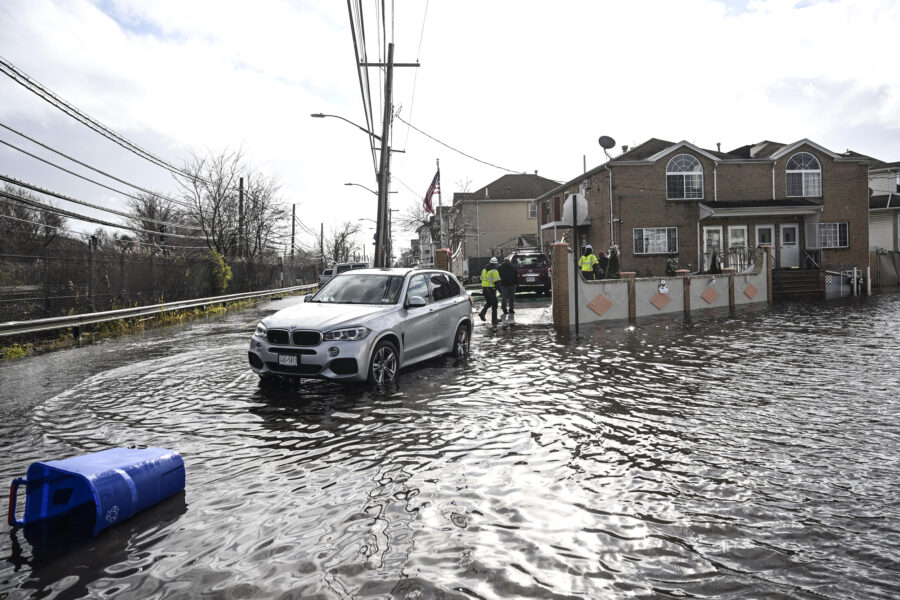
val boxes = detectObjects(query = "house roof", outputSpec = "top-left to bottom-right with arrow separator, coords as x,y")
457,173 -> 560,201
535,137 -> 877,203
614,138 -> 675,161
727,140 -> 787,159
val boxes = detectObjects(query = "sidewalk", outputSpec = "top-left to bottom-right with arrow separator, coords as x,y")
467,291 -> 553,326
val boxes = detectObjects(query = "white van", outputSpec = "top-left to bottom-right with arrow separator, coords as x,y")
318,262 -> 369,287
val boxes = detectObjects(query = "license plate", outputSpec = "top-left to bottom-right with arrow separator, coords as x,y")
278,354 -> 298,367
527,276 -> 536,281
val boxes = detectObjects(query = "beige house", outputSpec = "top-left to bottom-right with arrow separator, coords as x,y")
451,174 -> 559,278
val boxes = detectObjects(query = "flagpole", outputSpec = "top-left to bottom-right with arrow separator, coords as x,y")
437,158 -> 444,249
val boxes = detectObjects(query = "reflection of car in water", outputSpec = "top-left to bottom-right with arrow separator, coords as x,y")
249,268 -> 473,385
510,251 -> 551,295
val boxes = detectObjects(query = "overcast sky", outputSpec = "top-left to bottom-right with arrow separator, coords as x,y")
1,0 -> 899,255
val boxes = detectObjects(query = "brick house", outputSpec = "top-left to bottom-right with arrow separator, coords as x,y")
537,138 -> 874,277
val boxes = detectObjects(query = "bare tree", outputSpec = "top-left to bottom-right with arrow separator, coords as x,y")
325,221 -> 361,264
0,183 -> 67,250
178,149 -> 243,257
177,148 -> 288,260
397,202 -> 440,243
242,172 -> 287,260
125,191 -> 189,250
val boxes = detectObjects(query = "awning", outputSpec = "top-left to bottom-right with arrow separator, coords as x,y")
699,199 -> 823,219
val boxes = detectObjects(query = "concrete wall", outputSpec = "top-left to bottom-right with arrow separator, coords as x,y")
552,244 -> 771,326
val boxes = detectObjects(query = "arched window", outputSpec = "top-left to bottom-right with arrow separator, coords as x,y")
666,154 -> 703,199
786,152 -> 821,197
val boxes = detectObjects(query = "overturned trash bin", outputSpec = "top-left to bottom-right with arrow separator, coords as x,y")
8,447 -> 185,536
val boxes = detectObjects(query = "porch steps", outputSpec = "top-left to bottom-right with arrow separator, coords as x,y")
772,269 -> 825,300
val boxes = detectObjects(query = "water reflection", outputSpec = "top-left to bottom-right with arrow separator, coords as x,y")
0,297 -> 898,598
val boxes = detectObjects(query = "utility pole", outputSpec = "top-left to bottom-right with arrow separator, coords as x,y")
374,43 -> 394,268
290,204 -> 296,259
362,43 -> 419,267
238,177 -> 244,259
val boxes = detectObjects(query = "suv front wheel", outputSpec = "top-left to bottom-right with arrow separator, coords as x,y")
368,339 -> 398,385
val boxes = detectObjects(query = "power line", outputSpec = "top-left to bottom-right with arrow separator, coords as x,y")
0,122 -> 191,209
0,137 -> 196,215
0,55 -> 206,183
394,112 -> 522,174
0,173 -> 200,234
0,187 -> 203,240
0,211 -> 211,250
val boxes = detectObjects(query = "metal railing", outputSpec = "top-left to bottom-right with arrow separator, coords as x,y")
0,284 -> 317,338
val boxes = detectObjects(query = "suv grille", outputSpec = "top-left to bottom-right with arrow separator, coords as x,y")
292,330 -> 321,346
267,329 -> 290,344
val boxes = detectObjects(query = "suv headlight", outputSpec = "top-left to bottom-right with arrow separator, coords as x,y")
323,326 -> 371,341
255,322 -> 268,337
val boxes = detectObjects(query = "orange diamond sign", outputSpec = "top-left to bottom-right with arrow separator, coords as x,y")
650,293 -> 671,310
701,286 -> 719,304
587,293 -> 613,316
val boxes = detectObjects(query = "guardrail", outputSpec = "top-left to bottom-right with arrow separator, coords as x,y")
0,284 -> 318,338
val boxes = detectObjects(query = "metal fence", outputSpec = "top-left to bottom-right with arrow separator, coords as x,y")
0,247 -> 319,323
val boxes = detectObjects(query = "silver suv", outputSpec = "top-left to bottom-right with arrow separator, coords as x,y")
249,268 -> 473,384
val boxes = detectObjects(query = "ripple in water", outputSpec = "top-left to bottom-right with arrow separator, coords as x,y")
1,298 -> 899,598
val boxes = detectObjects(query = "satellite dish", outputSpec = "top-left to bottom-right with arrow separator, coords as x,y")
598,135 -> 616,150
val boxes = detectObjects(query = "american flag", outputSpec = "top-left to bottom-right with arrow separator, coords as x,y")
423,169 -> 440,214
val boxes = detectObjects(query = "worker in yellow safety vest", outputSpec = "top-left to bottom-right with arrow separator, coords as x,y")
578,245 -> 599,280
479,256 -> 501,324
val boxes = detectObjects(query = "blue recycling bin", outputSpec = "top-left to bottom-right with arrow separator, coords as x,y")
8,447 -> 185,535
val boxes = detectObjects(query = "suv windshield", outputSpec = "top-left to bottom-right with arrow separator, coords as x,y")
312,274 -> 404,304
512,255 -> 548,268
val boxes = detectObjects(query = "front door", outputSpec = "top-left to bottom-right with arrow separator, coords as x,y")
703,226 -> 723,272
756,225 -> 775,267
780,224 -> 799,268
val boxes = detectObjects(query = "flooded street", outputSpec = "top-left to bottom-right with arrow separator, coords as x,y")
1,294 -> 898,599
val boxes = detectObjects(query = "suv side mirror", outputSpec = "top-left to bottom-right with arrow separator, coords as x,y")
303,294 -> 313,302
407,295 -> 427,308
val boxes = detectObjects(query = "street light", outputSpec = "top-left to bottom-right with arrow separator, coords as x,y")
311,112 -> 389,267
310,113 -> 381,142
345,182 -> 396,195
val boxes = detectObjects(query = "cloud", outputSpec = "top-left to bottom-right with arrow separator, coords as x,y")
1,0 -> 899,251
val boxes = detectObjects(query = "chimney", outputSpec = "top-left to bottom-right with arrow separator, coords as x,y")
717,142 -> 721,153
621,145 -> 629,154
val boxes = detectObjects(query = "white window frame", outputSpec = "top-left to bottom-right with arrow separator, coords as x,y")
816,222 -> 849,248
755,224 -> 775,247
727,225 -> 748,248
528,202 -> 537,219
666,154 -> 704,200
633,227 -> 678,255
786,152 -> 822,197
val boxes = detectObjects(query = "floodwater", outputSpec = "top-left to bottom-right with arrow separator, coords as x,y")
1,293 -> 898,599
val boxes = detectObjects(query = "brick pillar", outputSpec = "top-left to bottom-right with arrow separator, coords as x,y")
723,267 -> 735,308
676,269 -> 690,315
621,271 -> 636,322
434,248 -> 450,271
551,242 -> 570,327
